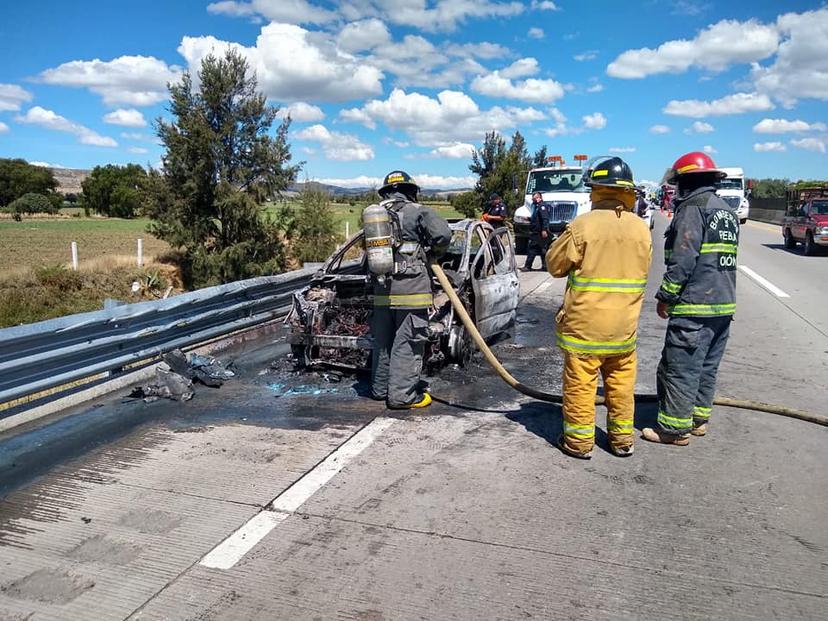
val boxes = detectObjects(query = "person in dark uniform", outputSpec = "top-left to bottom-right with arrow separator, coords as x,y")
482,193 -> 507,226
523,191 -> 552,271
370,171 -> 452,409
642,152 -> 739,445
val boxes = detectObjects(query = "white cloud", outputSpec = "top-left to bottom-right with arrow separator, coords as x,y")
336,18 -> 390,52
649,124 -> 671,134
340,88 -> 546,146
16,106 -> 117,147
0,84 -> 33,112
531,1 -> 559,10
103,108 -> 147,127
752,8 -> 828,106
752,118 -> 827,134
427,143 -> 476,159
314,173 -> 476,189
499,58 -> 539,79
0,121 -> 8,134
212,1 -> 525,32
608,147 -> 636,153
128,147 -> 149,154
178,23 -> 383,103
471,69 -> 565,103
295,123 -> 374,160
207,0 -> 337,24
754,141 -> 786,152
685,121 -> 714,134
607,18 -> 778,78
275,101 -> 325,122
444,41 -> 511,60
790,137 -> 827,153
703,145 -> 717,154
582,112 -> 606,129
121,131 -> 155,141
528,27 -> 544,39
39,55 -> 181,107
574,51 -> 598,62
586,82 -> 604,93
544,108 -> 605,137
663,92 -> 774,118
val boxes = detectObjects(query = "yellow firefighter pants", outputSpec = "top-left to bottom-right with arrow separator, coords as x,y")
562,350 -> 637,454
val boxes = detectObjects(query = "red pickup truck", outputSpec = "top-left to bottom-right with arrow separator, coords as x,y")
783,187 -> 828,255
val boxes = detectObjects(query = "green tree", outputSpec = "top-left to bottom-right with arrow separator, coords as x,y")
0,158 -> 59,207
749,178 -> 789,199
6,192 -> 58,220
149,49 -> 301,287
80,163 -> 148,218
290,185 -> 339,263
450,191 -> 482,219
468,130 -> 531,216
532,145 -> 548,168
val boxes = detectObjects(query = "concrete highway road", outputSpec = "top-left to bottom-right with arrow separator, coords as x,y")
1,214 -> 826,620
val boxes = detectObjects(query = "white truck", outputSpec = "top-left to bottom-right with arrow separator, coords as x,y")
715,167 -> 750,224
512,159 -> 595,254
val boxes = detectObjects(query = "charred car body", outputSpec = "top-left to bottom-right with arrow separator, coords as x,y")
287,219 -> 519,371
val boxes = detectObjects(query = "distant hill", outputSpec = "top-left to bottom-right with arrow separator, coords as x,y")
44,167 -> 471,198
50,167 -> 90,195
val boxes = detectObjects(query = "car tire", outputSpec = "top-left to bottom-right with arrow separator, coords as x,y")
804,232 -> 818,256
783,228 -> 797,249
514,236 -> 528,255
448,324 -> 472,366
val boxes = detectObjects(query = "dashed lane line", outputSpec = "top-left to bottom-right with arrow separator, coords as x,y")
199,416 -> 396,570
739,265 -> 790,298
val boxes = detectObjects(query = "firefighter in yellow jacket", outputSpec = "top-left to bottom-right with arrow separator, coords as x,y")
546,157 -> 652,458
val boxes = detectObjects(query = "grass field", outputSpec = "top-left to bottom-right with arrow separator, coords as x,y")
0,201 -> 465,276
0,218 -> 170,275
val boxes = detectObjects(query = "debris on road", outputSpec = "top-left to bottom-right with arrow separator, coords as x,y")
125,350 -> 235,402
129,368 -> 194,403
267,382 -> 339,397
162,349 -> 235,387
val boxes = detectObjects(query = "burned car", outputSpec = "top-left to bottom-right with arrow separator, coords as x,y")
287,219 -> 519,371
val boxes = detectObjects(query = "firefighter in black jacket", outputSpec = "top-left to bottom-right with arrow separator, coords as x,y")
369,171 -> 452,409
523,191 -> 552,271
643,152 -> 739,445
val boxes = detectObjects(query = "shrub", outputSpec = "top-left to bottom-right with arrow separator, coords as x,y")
8,192 -> 59,218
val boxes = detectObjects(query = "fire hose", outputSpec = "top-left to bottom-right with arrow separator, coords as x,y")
431,263 -> 828,428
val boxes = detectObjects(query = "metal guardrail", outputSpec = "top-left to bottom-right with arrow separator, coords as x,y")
0,268 -> 317,409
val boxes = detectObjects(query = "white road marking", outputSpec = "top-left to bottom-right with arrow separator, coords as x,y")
200,417 -> 396,570
739,265 -> 790,298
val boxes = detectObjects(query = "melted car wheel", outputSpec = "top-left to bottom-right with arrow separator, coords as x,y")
448,324 -> 472,366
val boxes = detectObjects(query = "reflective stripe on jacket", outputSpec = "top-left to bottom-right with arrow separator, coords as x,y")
373,195 -> 452,309
656,187 -> 739,317
546,200 -> 653,357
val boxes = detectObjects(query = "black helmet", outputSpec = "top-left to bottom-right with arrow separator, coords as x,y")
586,157 -> 635,189
378,170 -> 419,200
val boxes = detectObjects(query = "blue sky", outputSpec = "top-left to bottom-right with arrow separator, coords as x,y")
0,0 -> 826,188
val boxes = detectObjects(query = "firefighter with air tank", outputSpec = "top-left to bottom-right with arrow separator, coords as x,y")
363,171 -> 452,410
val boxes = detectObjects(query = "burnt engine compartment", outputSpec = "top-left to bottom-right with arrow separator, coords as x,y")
288,273 -> 473,373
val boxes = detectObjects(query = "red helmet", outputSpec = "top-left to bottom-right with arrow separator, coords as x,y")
667,151 -> 726,184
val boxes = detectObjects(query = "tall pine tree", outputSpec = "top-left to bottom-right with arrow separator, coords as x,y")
150,49 -> 301,286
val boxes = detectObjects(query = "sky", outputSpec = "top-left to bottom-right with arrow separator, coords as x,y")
0,0 -> 826,188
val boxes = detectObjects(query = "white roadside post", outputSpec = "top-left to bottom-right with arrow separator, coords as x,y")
137,238 -> 144,267
70,241 -> 79,271
345,221 -> 350,239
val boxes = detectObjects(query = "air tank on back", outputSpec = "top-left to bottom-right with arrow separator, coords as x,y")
363,203 -> 395,278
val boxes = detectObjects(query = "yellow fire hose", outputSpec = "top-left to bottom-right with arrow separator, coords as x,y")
431,263 -> 828,428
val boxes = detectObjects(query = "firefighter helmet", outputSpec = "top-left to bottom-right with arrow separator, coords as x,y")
586,157 -> 635,189
378,170 -> 420,200
666,151 -> 726,184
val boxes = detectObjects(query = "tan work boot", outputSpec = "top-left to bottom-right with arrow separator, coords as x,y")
691,423 -> 708,437
610,444 -> 634,458
641,427 -> 690,446
556,435 -> 593,460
